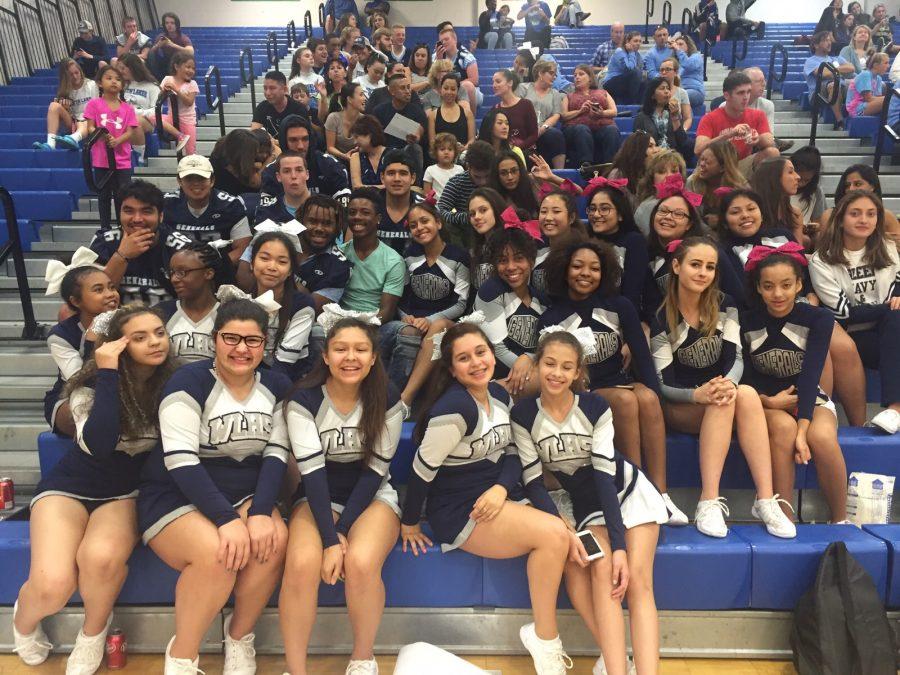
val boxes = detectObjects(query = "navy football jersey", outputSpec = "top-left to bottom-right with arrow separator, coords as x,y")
162,190 -> 251,243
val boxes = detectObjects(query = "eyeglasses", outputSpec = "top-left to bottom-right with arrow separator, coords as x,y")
219,332 -> 266,348
659,66 -> 675,72
163,267 -> 207,280
499,167 -> 520,177
587,204 -> 615,214
657,206 -> 690,220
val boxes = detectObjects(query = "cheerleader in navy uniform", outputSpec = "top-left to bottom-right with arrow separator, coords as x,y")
138,299 -> 291,675
717,188 -> 869,427
247,229 -> 317,379
157,241 -> 232,363
382,200 -> 471,404
512,329 -> 669,675
42,247 -> 119,436
277,312 -> 405,675
475,227 -> 547,398
810,191 -> 900,434
540,240 -> 688,526
14,305 -> 176,673
466,187 -> 506,295
741,245 -> 848,522
583,176 -> 650,309
532,189 -> 587,295
401,322 -> 575,675
650,237 -> 796,539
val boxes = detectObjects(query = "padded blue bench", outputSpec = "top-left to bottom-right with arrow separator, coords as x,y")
733,524 -> 888,609
0,219 -> 40,250
6,191 -> 74,220
0,169 -> 89,195
804,428 -> 900,489
0,150 -> 82,169
863,525 -> 900,609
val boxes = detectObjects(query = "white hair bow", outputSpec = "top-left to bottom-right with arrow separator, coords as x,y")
317,303 -> 382,332
207,239 -> 233,252
44,247 -> 102,296
215,284 -> 282,314
430,310 -> 486,361
538,324 -> 598,358
89,309 -> 120,337
252,218 -> 306,252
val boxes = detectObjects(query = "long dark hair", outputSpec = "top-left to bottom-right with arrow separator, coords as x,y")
409,43 -> 432,76
816,190 -> 893,269
65,304 -> 178,438
489,150 -> 539,217
715,188 -> 766,239
468,186 -> 507,276
290,317 -> 389,462
750,157 -> 795,230
610,131 -> 654,193
478,109 -> 514,153
585,184 -> 639,236
539,190 -> 588,239
544,239 -> 621,301
211,129 -> 260,186
119,53 -> 157,84
414,322 -> 494,444
249,231 -> 301,349
835,163 -> 883,202
791,145 -> 823,209
641,76 -> 669,115
161,11 -> 182,37
647,195 -> 705,257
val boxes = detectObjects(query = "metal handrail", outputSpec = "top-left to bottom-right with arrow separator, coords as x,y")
0,187 -> 40,339
644,0 -> 655,42
153,91 -> 182,159
1,4 -> 34,76
873,86 -> 898,172
730,33 -> 748,68
809,60 -> 839,146
84,0 -> 104,40
681,7 -> 694,35
318,2 -> 325,28
303,10 -> 313,40
205,65 -> 226,138
148,0 -> 159,29
239,47 -> 257,111
81,127 -> 116,193
702,36 -> 712,81
287,19 -> 296,49
266,30 -> 279,72
38,0 -> 71,62
102,0 -> 116,40
661,0 -> 672,28
765,43 -> 788,100
14,0 -> 52,69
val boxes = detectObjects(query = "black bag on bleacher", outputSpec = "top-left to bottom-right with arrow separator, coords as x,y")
791,541 -> 898,674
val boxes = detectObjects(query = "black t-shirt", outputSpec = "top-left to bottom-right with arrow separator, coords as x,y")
252,98 -> 310,137
71,36 -> 108,77
372,100 -> 427,149
210,156 -> 259,197
364,87 -> 422,114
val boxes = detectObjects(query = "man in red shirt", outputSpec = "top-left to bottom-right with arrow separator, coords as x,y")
695,70 -> 779,178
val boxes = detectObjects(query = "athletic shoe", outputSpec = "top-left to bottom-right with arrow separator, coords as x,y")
164,636 -> 204,675
592,654 -> 636,675
519,622 -> 574,675
12,601 -> 52,665
65,613 -> 111,675
32,142 -> 54,151
55,134 -> 81,150
662,493 -> 689,526
752,495 -> 797,539
345,658 -> 378,674
175,134 -> 191,153
830,519 -> 855,525
223,614 -> 257,675
576,11 -> 591,25
775,138 -> 795,153
870,409 -> 900,434
694,497 -> 729,538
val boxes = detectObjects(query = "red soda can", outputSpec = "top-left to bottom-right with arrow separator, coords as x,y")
0,478 -> 14,510
105,629 -> 127,669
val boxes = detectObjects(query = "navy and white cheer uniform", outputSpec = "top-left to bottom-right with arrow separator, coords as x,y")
276,384 -> 405,547
531,243 -> 551,296
399,242 -> 471,321
137,360 -> 291,542
720,228 -> 811,307
299,244 -> 352,304
158,300 -> 218,363
44,315 -> 94,431
475,277 -> 547,379
593,229 -> 650,310
34,370 -> 157,511
163,190 -> 251,244
511,393 -> 668,552
650,294 -> 743,402
264,291 -> 317,379
401,382 -> 523,551
470,260 -> 495,296
741,302 -> 835,419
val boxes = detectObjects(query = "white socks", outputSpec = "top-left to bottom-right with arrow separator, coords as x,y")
69,130 -> 83,142
46,134 -> 57,148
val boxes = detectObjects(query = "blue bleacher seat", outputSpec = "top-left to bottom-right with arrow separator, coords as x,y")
863,525 -> 900,609
803,428 -> 899,489
6,191 -> 74,220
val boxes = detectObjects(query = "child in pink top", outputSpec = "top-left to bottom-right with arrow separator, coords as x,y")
83,65 -> 139,231
159,52 -> 198,153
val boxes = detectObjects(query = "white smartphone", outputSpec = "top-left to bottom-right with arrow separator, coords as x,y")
576,529 -> 605,561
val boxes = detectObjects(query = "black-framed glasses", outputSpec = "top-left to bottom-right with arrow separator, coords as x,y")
164,267 -> 207,280
657,206 -> 690,220
587,204 -> 615,214
219,332 -> 266,348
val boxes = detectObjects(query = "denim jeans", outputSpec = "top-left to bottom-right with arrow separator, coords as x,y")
563,124 -> 621,166
379,320 -> 422,391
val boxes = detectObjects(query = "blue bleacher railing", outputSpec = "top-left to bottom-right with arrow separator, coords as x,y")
644,0 -> 654,42
205,64 -> 226,139
287,19 -> 297,49
153,91 -> 182,160
809,60 -> 839,147
0,187 -> 40,340
239,47 -> 257,111
730,33 -> 748,68
81,127 -> 117,192
873,86 -> 898,173
304,10 -> 313,40
266,30 -> 279,72
765,43 -> 788,100
661,0 -> 672,29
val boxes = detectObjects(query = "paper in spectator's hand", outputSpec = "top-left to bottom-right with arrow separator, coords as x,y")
384,114 -> 422,141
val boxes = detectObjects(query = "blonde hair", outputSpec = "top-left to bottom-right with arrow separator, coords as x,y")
851,24 -> 873,51
659,57 -> 682,87
689,139 -> 748,206
663,237 -> 723,338
429,58 -> 453,89
636,150 -> 687,201
532,60 -> 557,80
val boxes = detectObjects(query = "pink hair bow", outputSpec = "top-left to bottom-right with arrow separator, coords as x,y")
501,206 -> 542,241
538,178 -> 581,201
655,173 -> 703,208
744,242 -> 808,272
583,175 -> 629,202
713,186 -> 734,198
665,238 -> 683,254
423,189 -> 438,206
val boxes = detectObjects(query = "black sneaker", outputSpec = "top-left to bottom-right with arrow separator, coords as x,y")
775,138 -> 794,152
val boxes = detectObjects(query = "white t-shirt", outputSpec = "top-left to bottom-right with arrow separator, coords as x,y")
288,71 -> 325,105
423,163 -> 464,199
68,80 -> 99,121
354,74 -> 385,99
124,80 -> 160,118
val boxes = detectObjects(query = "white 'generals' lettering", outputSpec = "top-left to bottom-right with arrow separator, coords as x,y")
507,314 -> 538,350
585,330 -> 619,365
410,273 -> 450,301
752,349 -> 804,379
677,335 -> 723,369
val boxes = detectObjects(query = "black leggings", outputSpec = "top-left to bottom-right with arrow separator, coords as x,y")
94,167 -> 134,231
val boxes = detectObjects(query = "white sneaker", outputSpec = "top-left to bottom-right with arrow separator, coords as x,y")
223,614 -> 257,675
165,636 -> 205,675
662,493 -> 689,526
752,495 -> 797,539
870,409 -> 900,434
66,614 -> 111,675
174,134 -> 191,153
345,658 -> 378,674
12,600 -> 52,666
592,654 -> 636,675
694,498 -> 729,538
519,622 -> 574,675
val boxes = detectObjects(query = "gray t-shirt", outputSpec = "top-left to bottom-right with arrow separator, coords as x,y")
115,31 -> 151,54
518,83 -> 565,126
791,187 -> 825,224
672,86 -> 690,108
324,112 -> 358,154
